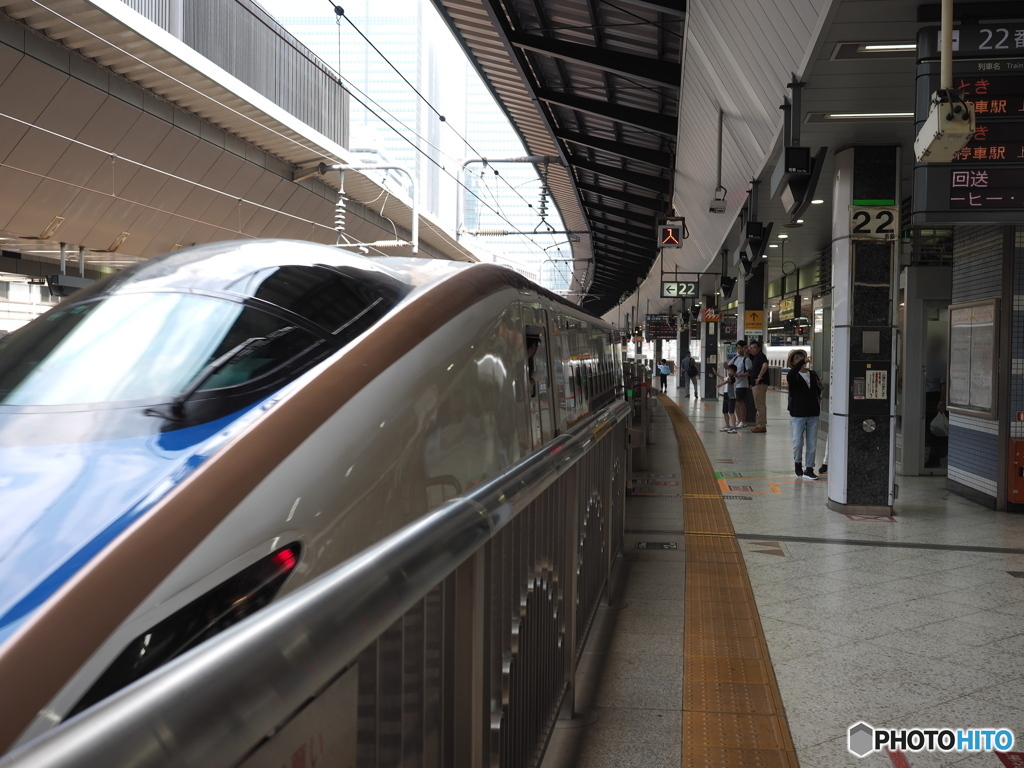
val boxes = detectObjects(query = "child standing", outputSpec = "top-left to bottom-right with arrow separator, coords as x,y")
716,364 -> 738,432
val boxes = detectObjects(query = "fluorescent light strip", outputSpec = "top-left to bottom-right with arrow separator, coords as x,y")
826,112 -> 914,119
862,44 -> 916,51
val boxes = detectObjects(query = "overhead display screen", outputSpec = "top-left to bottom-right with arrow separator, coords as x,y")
913,26 -> 1024,224
645,314 -> 677,340
949,168 -> 1024,209
950,121 -> 1024,163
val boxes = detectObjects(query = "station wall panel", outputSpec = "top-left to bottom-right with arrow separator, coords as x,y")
948,226 -> 1004,506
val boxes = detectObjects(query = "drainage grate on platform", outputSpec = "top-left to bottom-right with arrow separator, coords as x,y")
636,541 -> 678,550
722,494 -> 753,500
728,485 -> 754,492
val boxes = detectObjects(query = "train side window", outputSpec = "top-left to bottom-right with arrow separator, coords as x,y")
526,332 -> 540,398
525,324 -> 553,446
0,294 -> 319,405
235,265 -> 404,340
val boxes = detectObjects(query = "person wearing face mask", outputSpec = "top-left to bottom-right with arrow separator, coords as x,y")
786,349 -> 822,480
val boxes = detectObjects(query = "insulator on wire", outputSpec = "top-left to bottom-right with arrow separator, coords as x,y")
334,196 -> 346,242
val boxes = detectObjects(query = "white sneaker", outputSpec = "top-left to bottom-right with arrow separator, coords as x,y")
734,422 -> 746,429
719,426 -> 732,432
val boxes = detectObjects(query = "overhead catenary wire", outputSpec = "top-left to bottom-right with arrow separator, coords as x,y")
324,1 -> 544,214
310,4 -> 573,259
33,0 -> 542,249
30,0 -> 570,263
331,72 -> 551,241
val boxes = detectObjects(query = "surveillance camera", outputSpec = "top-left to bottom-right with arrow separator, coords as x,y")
709,199 -> 726,214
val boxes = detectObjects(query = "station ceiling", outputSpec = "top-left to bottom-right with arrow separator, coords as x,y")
430,0 -> 1009,322
431,0 -> 681,316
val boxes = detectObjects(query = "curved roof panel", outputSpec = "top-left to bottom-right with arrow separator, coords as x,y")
431,0 -> 683,314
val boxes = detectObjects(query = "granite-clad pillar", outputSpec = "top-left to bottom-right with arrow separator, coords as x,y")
701,294 -> 718,399
744,261 -> 766,343
828,146 -> 899,513
677,309 -> 690,390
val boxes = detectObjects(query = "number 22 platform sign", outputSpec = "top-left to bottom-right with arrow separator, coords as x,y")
849,206 -> 899,240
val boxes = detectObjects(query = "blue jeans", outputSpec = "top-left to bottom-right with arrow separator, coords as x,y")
791,416 -> 820,466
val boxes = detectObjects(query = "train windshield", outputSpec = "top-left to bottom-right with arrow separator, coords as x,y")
0,292 -> 318,406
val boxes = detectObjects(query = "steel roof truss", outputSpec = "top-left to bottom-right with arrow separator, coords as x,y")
571,157 -> 670,194
510,33 -> 680,89
590,218 -> 655,240
536,89 -> 677,136
582,200 -> 658,225
555,129 -> 672,168
576,182 -> 664,212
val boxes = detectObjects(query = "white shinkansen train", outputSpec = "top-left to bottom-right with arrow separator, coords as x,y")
0,240 -> 620,752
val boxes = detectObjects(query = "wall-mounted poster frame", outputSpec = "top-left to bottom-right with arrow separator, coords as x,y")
947,298 -> 999,419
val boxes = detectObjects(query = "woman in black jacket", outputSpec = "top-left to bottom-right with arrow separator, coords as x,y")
787,349 -> 822,480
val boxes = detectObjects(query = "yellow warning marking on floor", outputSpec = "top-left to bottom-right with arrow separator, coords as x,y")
658,394 -> 798,768
718,479 -> 785,495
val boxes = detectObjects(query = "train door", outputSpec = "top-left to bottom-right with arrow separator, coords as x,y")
524,310 -> 555,449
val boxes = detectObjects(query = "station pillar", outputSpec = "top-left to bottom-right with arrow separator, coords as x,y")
700,295 -> 718,399
744,261 -> 766,343
828,146 -> 899,514
677,316 -> 690,390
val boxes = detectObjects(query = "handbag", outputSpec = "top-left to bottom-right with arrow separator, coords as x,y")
930,412 -> 949,437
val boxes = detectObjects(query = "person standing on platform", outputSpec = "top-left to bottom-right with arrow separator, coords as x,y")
680,352 -> 699,399
657,359 -> 671,393
748,340 -> 770,433
732,340 -> 751,428
924,350 -> 948,468
716,363 -> 739,432
786,349 -> 822,480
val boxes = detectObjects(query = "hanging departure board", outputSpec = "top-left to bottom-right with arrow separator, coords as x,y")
913,24 -> 1024,224
948,299 -> 999,418
645,314 -> 677,340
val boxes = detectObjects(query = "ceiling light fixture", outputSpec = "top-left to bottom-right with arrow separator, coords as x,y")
826,112 -> 914,119
769,244 -> 779,248
811,199 -> 824,204
778,233 -> 789,239
39,216 -> 65,240
831,42 -> 917,60
862,43 -> 916,51
107,231 -> 130,253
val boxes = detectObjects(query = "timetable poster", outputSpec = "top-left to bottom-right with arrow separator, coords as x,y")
948,300 -> 998,416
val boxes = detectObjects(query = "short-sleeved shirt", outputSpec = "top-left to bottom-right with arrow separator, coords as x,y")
734,356 -> 750,389
658,364 -> 670,375
749,351 -> 769,385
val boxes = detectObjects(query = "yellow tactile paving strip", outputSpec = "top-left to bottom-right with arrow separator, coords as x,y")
659,395 -> 799,768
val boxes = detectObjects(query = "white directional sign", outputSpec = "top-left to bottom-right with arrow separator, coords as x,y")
661,281 -> 697,298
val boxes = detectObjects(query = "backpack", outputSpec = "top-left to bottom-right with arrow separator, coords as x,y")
688,359 -> 698,377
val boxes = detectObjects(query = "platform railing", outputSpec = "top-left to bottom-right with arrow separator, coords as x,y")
0,399 -> 631,768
